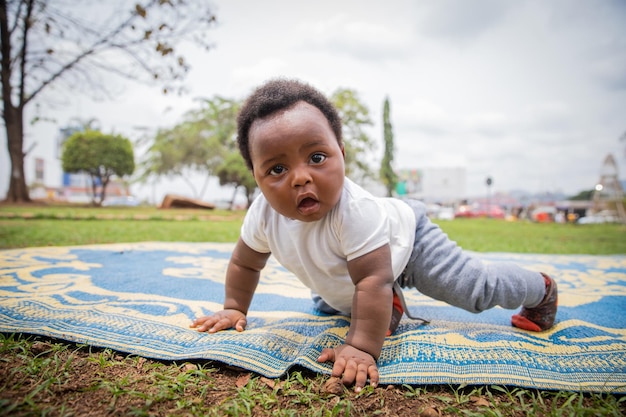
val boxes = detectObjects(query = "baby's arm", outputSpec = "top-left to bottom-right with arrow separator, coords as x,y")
318,244 -> 394,391
191,238 -> 270,333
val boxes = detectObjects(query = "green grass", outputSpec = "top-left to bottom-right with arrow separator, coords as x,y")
0,205 -> 244,223
0,206 -> 245,249
0,218 -> 243,248
2,334 -> 624,417
1,205 -> 624,254
1,205 -> 625,416
433,218 -> 626,254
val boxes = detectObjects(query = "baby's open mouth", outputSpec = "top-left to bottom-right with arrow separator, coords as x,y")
298,197 -> 318,209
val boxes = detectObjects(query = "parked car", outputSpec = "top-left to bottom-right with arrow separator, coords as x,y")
437,207 -> 455,220
102,196 -> 140,207
531,206 -> 556,223
454,204 -> 505,219
578,210 -> 619,224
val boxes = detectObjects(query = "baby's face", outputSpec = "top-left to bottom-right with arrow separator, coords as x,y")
249,101 -> 345,222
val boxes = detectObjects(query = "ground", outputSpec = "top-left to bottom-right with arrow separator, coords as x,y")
1,336 -> 624,417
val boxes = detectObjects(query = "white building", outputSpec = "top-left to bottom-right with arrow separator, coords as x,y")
397,167 -> 467,203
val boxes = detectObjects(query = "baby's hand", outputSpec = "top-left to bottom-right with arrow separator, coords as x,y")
190,309 -> 247,333
317,344 -> 379,392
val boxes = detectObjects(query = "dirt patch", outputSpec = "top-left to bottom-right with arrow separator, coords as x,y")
1,337 -> 624,416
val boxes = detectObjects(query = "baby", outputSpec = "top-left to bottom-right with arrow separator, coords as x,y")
191,78 -> 558,392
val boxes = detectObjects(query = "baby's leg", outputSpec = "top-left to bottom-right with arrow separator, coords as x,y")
311,292 -> 343,314
399,200 -> 546,313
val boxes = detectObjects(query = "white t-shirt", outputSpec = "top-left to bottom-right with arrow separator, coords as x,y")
240,177 -> 416,314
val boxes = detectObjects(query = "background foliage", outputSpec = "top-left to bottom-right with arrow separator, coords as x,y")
61,130 -> 135,206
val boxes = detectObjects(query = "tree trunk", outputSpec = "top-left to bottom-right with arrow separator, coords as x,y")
246,188 -> 255,209
89,173 -> 99,206
229,185 -> 239,210
99,174 -> 111,207
3,105 -> 30,202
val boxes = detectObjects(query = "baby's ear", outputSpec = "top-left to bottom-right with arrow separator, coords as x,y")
341,145 -> 345,159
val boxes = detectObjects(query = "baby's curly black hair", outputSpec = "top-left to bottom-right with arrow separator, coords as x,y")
236,78 -> 343,170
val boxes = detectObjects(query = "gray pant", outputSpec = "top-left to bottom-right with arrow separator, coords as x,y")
397,199 -> 545,313
313,199 -> 546,315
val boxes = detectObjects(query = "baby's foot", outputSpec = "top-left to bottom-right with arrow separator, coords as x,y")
511,273 -> 558,331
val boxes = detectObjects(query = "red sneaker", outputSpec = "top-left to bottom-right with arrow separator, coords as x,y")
387,289 -> 404,336
511,273 -> 558,332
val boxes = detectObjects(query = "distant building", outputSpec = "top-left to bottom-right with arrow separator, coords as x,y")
26,126 -> 131,203
396,167 -> 466,203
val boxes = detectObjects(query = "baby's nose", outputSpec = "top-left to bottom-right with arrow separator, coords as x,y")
291,165 -> 312,187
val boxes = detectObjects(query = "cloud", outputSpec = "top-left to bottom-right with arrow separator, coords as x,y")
590,53 -> 626,91
544,0 -> 626,91
4,0 -> 625,201
395,99 -> 457,137
230,58 -> 291,90
414,0 -> 515,42
299,13 -> 414,62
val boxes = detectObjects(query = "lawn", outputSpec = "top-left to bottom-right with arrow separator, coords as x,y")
1,204 -> 625,416
1,205 -> 624,254
435,218 -> 626,254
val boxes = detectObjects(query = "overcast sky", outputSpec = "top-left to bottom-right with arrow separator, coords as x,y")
2,0 -> 625,201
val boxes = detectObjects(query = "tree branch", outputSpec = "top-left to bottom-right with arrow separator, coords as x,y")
0,0 -> 14,116
23,0 -> 158,105
16,0 -> 34,110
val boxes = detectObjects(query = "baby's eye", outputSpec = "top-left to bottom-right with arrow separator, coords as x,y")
269,165 -> 286,176
310,153 -> 326,164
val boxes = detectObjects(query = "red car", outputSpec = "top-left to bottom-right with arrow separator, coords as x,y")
454,204 -> 505,219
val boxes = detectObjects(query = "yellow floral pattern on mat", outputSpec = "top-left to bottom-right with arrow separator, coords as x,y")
1,243 -> 625,393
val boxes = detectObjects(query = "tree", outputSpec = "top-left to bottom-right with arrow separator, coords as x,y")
380,97 -> 397,197
215,152 -> 257,209
61,130 -> 134,206
136,96 -> 240,199
569,189 -> 595,201
330,88 -> 376,183
0,0 -> 217,202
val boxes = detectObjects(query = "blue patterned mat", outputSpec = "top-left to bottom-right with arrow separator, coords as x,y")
1,242 -> 625,393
